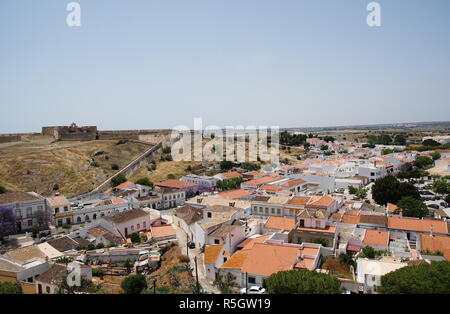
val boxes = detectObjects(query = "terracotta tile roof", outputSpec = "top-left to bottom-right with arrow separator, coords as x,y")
5,245 -> 46,262
155,179 -> 198,189
237,234 -> 272,250
47,236 -> 80,252
243,176 -> 284,186
219,171 -> 243,179
259,184 -> 283,192
363,230 -> 390,247
0,191 -> 42,204
419,234 -> 450,260
294,225 -> 336,234
174,205 -> 204,225
307,195 -> 336,208
347,244 -> 362,252
387,203 -> 398,212
359,214 -> 388,227
114,181 -> 134,190
288,196 -> 312,206
280,179 -> 305,187
264,216 -> 296,232
294,258 -> 315,270
388,217 -> 448,234
341,214 -> 360,224
219,250 -> 249,269
204,244 -> 224,263
241,243 -> 298,276
150,225 -> 176,239
103,209 -> 148,224
36,264 -> 67,285
46,195 -> 70,208
218,189 -> 251,199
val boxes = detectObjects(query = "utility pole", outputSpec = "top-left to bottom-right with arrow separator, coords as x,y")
153,279 -> 156,294
245,272 -> 248,294
186,235 -> 189,257
194,256 -> 200,294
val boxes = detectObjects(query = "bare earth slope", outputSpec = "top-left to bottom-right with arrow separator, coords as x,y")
0,137 -> 152,197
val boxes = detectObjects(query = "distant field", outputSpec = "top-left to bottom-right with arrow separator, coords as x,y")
0,137 -> 153,197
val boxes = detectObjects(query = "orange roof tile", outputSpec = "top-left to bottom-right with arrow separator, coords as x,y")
219,250 -> 249,269
264,216 -> 296,232
243,176 -> 284,186
237,234 -> 272,250
281,179 -> 305,187
388,217 -> 448,234
155,179 -> 198,189
241,243 -> 298,276
217,189 -> 251,199
219,171 -> 243,179
204,244 -> 224,263
387,203 -> 398,213
115,181 -> 134,190
419,234 -> 450,260
288,196 -> 312,206
307,195 -> 336,208
363,229 -> 390,247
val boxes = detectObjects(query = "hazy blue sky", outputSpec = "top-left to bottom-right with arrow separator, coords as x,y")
1,0 -> 450,133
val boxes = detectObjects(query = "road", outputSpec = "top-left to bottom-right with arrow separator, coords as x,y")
170,217 -> 220,294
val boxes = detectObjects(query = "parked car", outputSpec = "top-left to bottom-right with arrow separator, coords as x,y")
440,202 -> 448,207
428,204 -> 440,209
187,241 -> 196,249
240,286 -> 266,294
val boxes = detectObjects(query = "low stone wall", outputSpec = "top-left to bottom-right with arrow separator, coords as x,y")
93,141 -> 162,192
0,135 -> 21,143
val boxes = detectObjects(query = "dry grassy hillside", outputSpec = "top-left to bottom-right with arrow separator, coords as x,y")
0,138 -> 152,197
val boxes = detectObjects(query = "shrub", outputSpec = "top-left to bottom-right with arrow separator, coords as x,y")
166,174 -> 176,180
90,161 -> 100,167
121,274 -> 148,294
0,282 -> 22,294
135,177 -> 153,187
111,164 -> 119,170
179,255 -> 190,263
0,185 -> 6,194
130,232 -> 140,243
62,223 -> 71,230
96,243 -> 105,249
111,173 -> 127,187
92,268 -> 104,278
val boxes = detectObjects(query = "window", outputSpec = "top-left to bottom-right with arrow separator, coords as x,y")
15,209 -> 21,218
214,239 -> 220,244
26,207 -> 32,217
28,219 -> 33,227
207,212 -> 212,218
271,208 -> 275,214
77,217 -> 81,223
46,286 -> 50,293
143,221 -> 146,228
277,208 -> 281,215
37,206 -> 43,211
55,208 -> 59,214
248,276 -> 256,284
137,224 -> 140,230
64,206 -> 68,212
131,225 -> 134,231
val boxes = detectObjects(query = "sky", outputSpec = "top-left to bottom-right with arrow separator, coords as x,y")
1,0 -> 450,133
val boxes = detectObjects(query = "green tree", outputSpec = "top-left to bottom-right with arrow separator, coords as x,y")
360,246 -> 376,259
135,177 -> 153,187
320,144 -> 329,151
378,261 -> 450,294
431,152 -> 441,161
130,232 -> 140,243
422,139 -> 441,147
0,282 -> 22,294
220,160 -> 234,171
213,272 -> 237,294
414,156 -> 433,169
265,269 -> 342,294
432,180 -> 450,195
394,134 -> 406,145
121,274 -> 148,294
111,173 -> 127,187
396,196 -> 428,218
372,175 -> 420,206
111,163 -> 119,170
313,238 -> 328,247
